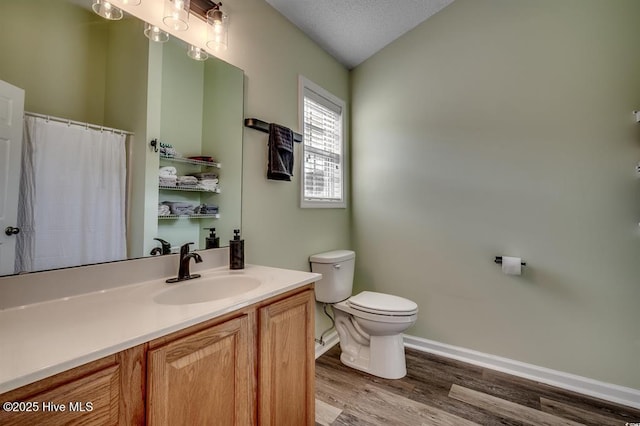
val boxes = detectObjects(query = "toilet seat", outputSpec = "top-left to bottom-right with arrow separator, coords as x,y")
334,300 -> 417,324
334,291 -> 418,324
347,291 -> 418,316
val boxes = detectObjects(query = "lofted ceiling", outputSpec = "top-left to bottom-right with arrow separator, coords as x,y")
264,0 -> 455,69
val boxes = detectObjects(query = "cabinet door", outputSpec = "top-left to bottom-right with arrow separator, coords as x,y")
0,365 -> 120,426
259,290 -> 315,425
147,314 -> 255,426
0,347 -> 144,426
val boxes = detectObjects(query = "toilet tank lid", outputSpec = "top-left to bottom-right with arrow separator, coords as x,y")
309,250 -> 355,264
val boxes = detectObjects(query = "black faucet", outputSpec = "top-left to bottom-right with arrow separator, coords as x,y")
166,242 -> 203,283
150,238 -> 172,256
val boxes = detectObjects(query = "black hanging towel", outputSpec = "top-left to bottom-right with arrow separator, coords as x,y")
267,123 -> 294,181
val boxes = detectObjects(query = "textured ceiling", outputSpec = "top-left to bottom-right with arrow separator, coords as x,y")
265,0 -> 455,69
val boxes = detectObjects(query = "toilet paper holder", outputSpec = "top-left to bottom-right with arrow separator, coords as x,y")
494,256 -> 526,266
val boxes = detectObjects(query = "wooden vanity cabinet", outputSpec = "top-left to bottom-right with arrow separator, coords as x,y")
0,285 -> 315,426
0,346 -> 145,426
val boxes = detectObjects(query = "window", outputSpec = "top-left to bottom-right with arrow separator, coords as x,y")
299,76 -> 346,208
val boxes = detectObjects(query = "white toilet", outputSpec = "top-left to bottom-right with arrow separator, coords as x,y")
310,250 -> 418,379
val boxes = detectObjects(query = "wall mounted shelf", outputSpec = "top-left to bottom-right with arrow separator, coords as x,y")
158,214 -> 220,220
160,155 -> 221,169
159,185 -> 220,193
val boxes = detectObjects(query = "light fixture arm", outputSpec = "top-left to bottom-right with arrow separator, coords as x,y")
209,2 -> 224,23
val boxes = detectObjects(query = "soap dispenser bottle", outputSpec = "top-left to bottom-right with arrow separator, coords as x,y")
229,229 -> 244,270
204,228 -> 220,249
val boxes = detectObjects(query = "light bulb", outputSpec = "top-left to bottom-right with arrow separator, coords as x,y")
163,0 -> 190,31
92,0 -> 123,20
187,45 -> 208,61
144,23 -> 169,43
206,7 -> 228,51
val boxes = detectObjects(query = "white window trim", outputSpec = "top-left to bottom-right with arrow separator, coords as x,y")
298,75 -> 347,209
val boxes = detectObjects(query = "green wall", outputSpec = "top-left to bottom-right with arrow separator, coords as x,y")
0,0 -> 108,124
351,0 -> 640,389
201,59 -> 243,248
157,39 -> 205,249
217,0 -> 352,270
103,18 -> 150,259
216,0 -> 351,337
160,39 -> 205,155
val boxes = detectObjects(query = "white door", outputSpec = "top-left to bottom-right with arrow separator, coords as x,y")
0,80 -> 25,275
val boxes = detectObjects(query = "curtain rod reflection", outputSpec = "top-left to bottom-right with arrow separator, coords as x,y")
24,112 -> 134,136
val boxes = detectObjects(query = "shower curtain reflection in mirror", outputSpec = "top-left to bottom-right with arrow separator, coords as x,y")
15,115 -> 127,273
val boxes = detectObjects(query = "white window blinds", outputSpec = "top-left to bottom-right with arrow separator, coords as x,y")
301,80 -> 345,208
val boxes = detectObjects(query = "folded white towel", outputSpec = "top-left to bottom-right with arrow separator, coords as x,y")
159,175 -> 177,187
199,180 -> 219,190
199,184 -> 218,192
159,176 -> 177,186
159,166 -> 177,176
189,172 -> 218,180
177,176 -> 199,185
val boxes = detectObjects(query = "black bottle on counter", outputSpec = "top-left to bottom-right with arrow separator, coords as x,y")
229,229 -> 244,270
204,228 -> 220,249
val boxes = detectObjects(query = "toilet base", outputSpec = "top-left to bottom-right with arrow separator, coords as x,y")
339,334 -> 407,379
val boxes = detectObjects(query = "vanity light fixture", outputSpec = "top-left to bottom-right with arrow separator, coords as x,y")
187,45 -> 208,61
92,0 -> 124,20
144,23 -> 170,43
163,0 -> 191,31
206,2 -> 228,51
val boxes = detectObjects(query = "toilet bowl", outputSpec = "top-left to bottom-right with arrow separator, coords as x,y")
332,291 -> 417,379
310,250 -> 418,379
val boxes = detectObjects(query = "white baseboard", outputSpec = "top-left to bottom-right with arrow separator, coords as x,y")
403,334 -> 640,410
315,330 -> 339,359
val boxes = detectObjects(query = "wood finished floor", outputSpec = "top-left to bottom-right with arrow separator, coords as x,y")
315,345 -> 640,426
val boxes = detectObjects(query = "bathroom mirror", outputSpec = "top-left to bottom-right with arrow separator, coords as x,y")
0,0 -> 243,277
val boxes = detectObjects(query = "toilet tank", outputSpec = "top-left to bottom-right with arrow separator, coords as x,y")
309,250 -> 355,303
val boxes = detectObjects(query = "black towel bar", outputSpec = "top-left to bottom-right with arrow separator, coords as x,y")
244,118 -> 303,143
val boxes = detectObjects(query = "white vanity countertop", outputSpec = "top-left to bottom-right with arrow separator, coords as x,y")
0,264 -> 320,394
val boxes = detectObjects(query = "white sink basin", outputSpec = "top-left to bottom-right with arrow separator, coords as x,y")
154,275 -> 262,305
